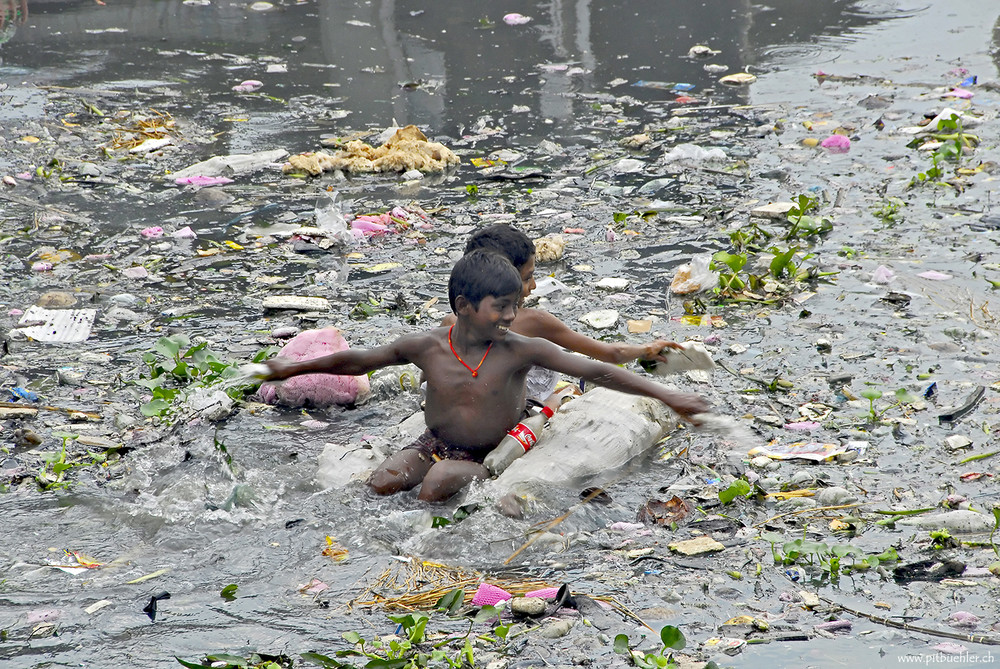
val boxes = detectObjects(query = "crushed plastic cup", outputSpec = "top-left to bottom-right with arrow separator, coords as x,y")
314,192 -> 355,247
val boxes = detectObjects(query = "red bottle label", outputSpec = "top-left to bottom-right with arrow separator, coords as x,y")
508,423 -> 538,452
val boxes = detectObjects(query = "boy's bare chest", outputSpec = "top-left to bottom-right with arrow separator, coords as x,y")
425,347 -> 526,399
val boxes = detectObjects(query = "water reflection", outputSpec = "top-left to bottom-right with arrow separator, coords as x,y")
2,0 -> 890,144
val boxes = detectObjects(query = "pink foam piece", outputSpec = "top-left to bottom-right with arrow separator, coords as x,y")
525,587 -> 560,599
820,134 -> 851,153
258,328 -> 370,408
175,175 -> 234,186
470,583 -> 512,606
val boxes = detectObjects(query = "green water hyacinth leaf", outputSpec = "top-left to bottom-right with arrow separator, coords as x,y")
660,625 -> 685,650
719,479 -> 751,504
712,250 -> 746,273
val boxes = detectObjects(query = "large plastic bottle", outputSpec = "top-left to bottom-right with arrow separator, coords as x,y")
483,406 -> 554,476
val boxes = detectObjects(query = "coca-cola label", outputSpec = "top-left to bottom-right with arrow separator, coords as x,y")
508,423 -> 538,452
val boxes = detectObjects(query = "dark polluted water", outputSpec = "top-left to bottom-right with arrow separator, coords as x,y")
1,1 -> 1000,668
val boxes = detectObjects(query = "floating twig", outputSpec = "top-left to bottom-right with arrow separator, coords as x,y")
0,401 -> 100,420
959,450 -> 1000,464
0,192 -> 93,225
756,503 -> 866,527
820,597 -> 1000,646
506,487 -> 609,564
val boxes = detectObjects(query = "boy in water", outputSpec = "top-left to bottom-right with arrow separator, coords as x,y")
443,224 -> 683,400
262,250 -> 709,502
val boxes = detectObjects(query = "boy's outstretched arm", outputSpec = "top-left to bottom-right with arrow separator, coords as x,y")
524,336 -> 710,420
262,339 -> 412,381
518,309 -> 680,365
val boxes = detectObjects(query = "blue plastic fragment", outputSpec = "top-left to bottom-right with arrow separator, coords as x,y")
632,80 -> 674,90
11,387 -> 39,402
959,76 -> 977,87
924,382 -> 937,398
672,83 -> 696,92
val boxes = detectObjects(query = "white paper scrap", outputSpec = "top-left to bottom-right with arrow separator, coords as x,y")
15,306 -> 97,343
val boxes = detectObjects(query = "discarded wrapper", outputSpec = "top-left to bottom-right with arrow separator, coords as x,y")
703,637 -> 746,655
748,440 -> 868,463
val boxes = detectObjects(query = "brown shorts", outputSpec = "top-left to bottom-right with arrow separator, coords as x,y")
403,429 -> 489,464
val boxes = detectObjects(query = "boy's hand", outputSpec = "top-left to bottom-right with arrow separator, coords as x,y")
639,339 -> 683,363
667,392 -> 711,422
260,357 -> 299,381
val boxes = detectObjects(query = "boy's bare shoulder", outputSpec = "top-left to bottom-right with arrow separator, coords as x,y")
390,326 -> 446,352
514,308 -> 567,337
502,331 -> 558,354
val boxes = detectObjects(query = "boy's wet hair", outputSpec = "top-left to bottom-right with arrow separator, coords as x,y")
449,249 -> 522,312
465,224 -> 535,269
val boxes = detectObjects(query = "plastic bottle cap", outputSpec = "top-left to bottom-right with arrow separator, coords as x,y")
541,406 -> 554,418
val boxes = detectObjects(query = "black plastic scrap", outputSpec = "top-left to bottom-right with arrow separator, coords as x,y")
892,559 -> 966,583
938,385 -> 985,425
142,591 -> 171,622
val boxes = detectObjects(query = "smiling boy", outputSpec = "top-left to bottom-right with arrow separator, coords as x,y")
262,250 -> 709,502
445,224 -> 684,400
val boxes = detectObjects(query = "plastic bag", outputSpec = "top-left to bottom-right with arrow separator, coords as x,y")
314,192 -> 354,248
648,341 -> 716,375
661,144 -> 727,164
669,254 -> 718,294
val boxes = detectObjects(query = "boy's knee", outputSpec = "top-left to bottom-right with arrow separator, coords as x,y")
368,450 -> 431,495
367,467 -> 403,495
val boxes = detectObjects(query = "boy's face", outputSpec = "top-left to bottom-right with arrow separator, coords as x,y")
465,290 -> 520,338
517,255 -> 537,301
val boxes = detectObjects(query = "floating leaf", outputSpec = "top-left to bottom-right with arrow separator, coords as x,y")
719,479 -> 751,504
660,624 -> 686,650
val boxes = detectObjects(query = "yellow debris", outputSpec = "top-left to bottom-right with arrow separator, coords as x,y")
284,125 -> 460,175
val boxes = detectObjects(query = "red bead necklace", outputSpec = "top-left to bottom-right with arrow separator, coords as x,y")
448,325 -> 492,377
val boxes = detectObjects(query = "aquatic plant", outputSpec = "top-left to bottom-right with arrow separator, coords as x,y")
990,507 -> 1000,559
907,113 -> 979,192
176,653 -> 292,669
707,192 -> 838,304
135,334 -> 277,423
872,196 -> 905,227
718,478 -> 752,504
614,625 -> 690,669
760,532 -> 899,581
783,193 -> 832,240
929,529 -> 959,550
294,588 -> 509,668
858,385 -> 918,423
711,250 -> 748,296
35,432 -> 115,491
